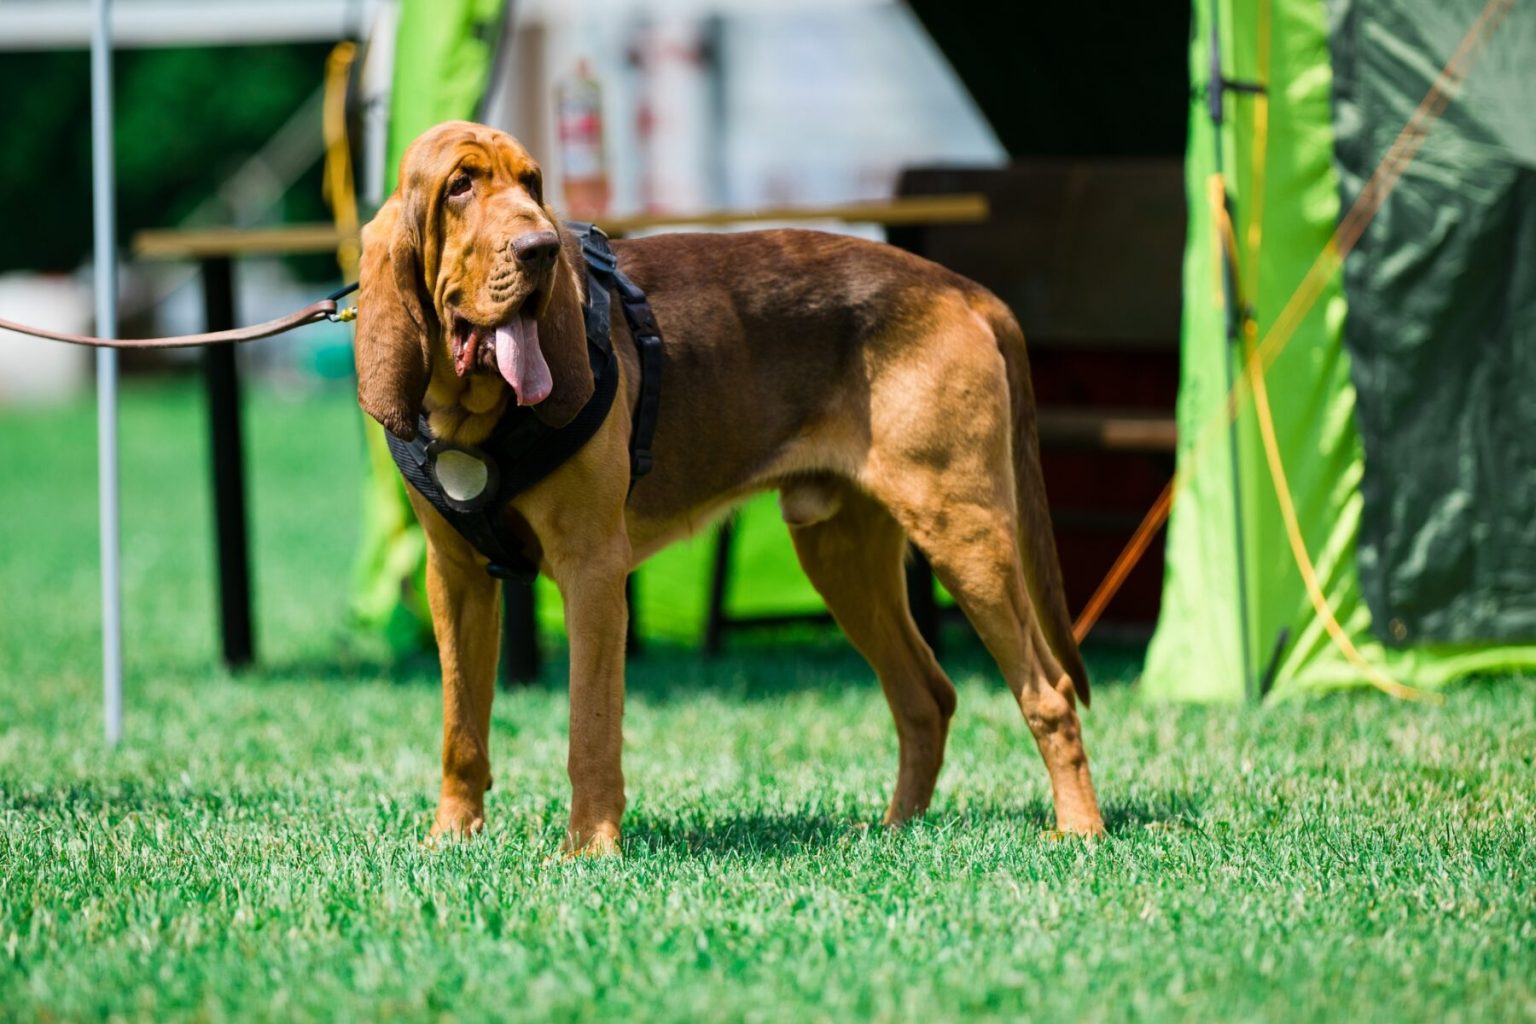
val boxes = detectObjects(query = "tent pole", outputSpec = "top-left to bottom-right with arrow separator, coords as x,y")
92,0 -> 123,745
1208,4 -> 1257,701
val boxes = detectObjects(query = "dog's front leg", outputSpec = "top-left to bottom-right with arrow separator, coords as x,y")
556,538 -> 632,857
418,514 -> 502,838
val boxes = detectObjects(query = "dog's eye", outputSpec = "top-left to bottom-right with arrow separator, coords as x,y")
521,173 -> 542,204
447,174 -> 473,198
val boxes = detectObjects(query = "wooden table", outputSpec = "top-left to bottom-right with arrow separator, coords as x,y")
131,194 -> 989,673
133,195 -> 988,258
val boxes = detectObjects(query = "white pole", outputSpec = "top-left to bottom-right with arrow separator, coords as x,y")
91,0 -> 123,746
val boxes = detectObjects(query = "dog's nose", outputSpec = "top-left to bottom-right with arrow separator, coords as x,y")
510,231 -> 559,273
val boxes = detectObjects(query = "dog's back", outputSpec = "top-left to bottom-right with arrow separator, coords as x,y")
613,229 -> 990,511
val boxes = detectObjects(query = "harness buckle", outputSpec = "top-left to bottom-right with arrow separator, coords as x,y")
578,225 -> 619,275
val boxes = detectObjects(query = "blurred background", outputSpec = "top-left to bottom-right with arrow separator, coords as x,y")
0,0 -> 1183,383
0,0 -> 1187,662
3,0 -> 1530,699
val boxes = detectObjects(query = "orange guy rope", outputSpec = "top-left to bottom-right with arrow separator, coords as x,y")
1072,477 -> 1175,643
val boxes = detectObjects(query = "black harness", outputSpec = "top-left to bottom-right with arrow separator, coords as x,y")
384,222 -> 663,581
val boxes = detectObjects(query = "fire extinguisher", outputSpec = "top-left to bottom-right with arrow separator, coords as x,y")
555,59 -> 611,220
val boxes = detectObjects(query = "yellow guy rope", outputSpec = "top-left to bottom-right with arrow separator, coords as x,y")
1206,183 -> 1436,701
323,41 -> 361,281
1245,0 -> 1270,301
1243,325 -> 1437,701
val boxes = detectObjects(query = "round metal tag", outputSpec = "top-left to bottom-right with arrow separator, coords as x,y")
426,441 -> 499,513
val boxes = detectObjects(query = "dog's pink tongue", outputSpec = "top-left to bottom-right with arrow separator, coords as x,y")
494,316 -> 553,406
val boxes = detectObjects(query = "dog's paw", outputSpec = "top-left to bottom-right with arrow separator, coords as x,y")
1043,818 -> 1107,842
558,824 -> 622,860
429,800 -> 486,842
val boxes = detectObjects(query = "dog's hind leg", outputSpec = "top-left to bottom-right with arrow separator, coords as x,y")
861,304 -> 1104,836
916,509 -> 1103,837
784,482 -> 957,823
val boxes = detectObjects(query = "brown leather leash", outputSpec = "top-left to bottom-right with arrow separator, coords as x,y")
0,283 -> 357,349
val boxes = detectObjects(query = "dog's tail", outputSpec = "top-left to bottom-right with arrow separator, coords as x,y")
974,290 -> 1091,707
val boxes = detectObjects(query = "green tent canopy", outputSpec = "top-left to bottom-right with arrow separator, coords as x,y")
1145,0 -> 1536,699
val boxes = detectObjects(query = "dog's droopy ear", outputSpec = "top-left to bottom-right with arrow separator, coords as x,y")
529,228 -> 598,428
354,195 -> 431,439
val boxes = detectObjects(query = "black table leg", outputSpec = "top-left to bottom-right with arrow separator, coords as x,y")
906,548 -> 940,653
498,573 -> 637,689
501,578 -> 540,686
625,575 -> 641,655
201,257 -> 254,669
703,519 -> 734,656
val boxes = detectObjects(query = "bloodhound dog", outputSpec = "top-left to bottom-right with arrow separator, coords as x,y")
355,121 -> 1103,854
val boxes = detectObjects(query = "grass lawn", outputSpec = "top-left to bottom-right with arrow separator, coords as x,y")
1,381 -> 1533,1022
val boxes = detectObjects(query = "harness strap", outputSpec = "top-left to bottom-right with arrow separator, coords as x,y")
387,432 -> 530,576
576,224 -> 662,484
617,273 -> 663,482
385,334 -> 618,581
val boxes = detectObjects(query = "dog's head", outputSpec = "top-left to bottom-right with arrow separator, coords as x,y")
354,121 -> 593,438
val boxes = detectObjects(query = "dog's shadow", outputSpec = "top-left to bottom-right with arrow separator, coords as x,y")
11,780 -> 1208,864
622,790 -> 1205,860
256,626 -> 1142,707
610,628 -> 1070,705
247,644 -> 441,688
253,633 -> 890,696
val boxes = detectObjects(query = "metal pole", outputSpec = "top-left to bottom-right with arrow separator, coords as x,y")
91,0 -> 123,745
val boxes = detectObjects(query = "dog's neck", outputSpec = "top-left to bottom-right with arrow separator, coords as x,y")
423,363 -> 509,447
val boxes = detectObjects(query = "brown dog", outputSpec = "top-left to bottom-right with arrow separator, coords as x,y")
354,121 -> 1103,854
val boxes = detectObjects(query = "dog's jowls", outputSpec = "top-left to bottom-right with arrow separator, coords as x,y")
354,121 -> 1104,855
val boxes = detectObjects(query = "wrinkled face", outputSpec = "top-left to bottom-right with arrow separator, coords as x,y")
355,122 -> 597,439
401,122 -> 563,405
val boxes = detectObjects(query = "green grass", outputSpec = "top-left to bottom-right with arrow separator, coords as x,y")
1,382 -> 1533,1023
